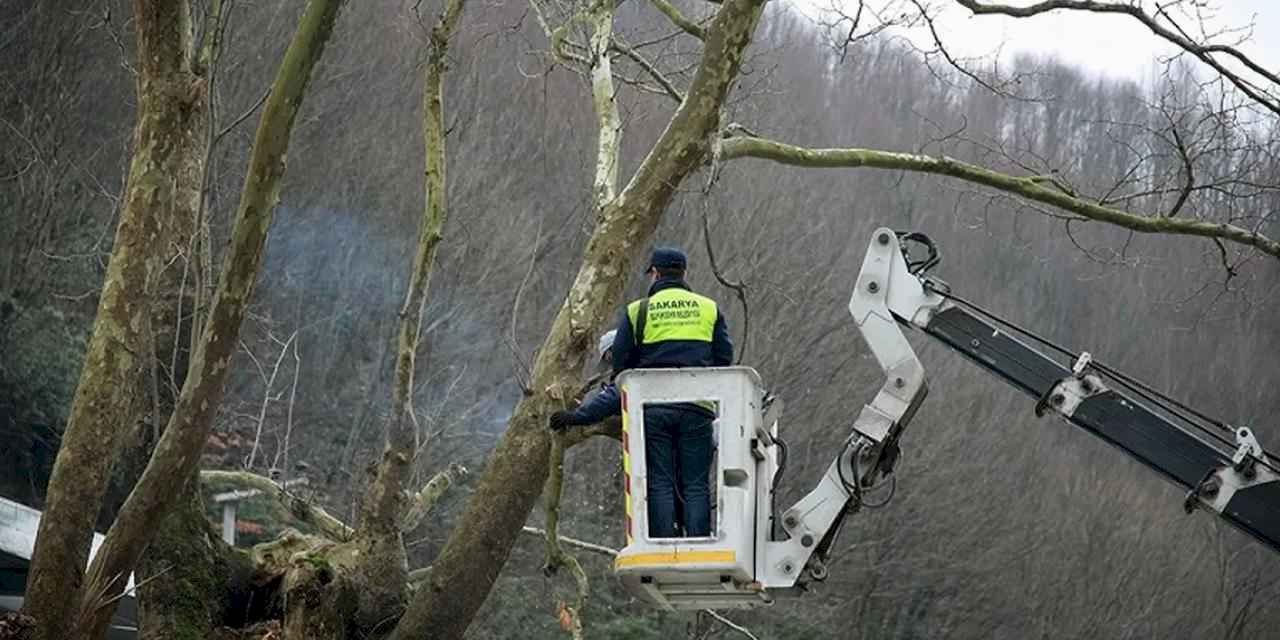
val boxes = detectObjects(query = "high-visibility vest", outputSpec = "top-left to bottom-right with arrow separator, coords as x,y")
626,287 -> 719,345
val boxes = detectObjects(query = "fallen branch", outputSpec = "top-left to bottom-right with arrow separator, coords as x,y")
704,610 -> 760,640
521,527 -> 618,558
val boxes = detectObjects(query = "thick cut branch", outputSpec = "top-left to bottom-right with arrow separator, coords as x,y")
387,0 -> 768,637
721,136 -> 1280,260
73,2 -> 347,637
201,470 -> 354,540
953,0 -> 1280,115
400,462 -> 468,532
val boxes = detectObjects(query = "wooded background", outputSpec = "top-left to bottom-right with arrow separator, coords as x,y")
3,0 -> 1279,637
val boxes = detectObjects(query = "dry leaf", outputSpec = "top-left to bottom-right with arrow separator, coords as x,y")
556,601 -> 574,632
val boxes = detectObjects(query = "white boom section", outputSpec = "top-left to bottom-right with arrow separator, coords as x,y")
759,228 -> 949,588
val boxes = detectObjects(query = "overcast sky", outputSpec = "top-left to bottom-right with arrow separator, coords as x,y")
798,1 -> 1280,85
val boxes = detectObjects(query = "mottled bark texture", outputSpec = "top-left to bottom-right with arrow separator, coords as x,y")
70,1 -> 348,637
22,2 -> 208,638
135,478 -> 255,640
386,0 -> 768,637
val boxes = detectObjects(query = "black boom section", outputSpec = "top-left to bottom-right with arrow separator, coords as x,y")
1227,483 -> 1280,554
922,306 -> 1280,554
924,306 -> 1071,399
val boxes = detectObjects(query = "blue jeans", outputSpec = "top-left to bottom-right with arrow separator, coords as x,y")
644,406 -> 713,538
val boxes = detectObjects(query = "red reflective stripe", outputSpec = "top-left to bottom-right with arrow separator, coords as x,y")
621,389 -> 628,412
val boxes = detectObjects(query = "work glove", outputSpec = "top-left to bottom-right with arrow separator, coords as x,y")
548,410 -> 575,431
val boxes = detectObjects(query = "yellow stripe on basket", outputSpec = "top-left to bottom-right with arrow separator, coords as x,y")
614,550 -> 736,569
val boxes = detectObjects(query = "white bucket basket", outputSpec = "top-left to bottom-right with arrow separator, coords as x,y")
613,366 -> 779,610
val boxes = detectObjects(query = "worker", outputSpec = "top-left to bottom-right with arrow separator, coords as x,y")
550,247 -> 732,538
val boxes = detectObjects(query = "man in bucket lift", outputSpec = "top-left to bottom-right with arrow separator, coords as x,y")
550,248 -> 733,538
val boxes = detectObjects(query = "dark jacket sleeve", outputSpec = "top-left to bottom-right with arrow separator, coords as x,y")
610,306 -> 634,377
711,310 -> 733,366
569,383 -> 622,425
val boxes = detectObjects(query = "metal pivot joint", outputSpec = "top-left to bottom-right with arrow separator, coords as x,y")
1034,352 -> 1107,419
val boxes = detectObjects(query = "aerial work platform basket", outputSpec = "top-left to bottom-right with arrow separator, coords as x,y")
611,229 -> 935,610
612,367 -> 780,610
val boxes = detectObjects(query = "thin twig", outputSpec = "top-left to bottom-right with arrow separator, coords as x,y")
700,176 -> 750,364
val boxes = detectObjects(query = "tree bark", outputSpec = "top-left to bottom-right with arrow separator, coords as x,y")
22,2 -> 208,638
135,479 -> 254,640
350,0 -> 468,628
69,1 -> 347,637
387,0 -> 768,637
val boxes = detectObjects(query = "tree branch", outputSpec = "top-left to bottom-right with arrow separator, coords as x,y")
701,201 -> 749,364
358,0 -> 467,536
200,470 -> 354,540
521,527 -> 618,557
720,135 -> 1280,260
540,434 -> 589,639
953,0 -> 1280,115
399,462 -> 468,532
649,0 -> 705,40
589,0 -> 621,209
611,40 -> 686,104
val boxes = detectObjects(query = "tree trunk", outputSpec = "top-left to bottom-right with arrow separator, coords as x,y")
69,1 -> 348,637
22,2 -> 207,638
387,0 -> 768,637
350,0 -> 467,629
135,479 -> 254,640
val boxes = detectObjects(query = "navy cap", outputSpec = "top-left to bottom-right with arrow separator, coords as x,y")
646,247 -> 687,272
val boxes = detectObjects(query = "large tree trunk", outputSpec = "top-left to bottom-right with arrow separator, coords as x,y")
135,480 -> 254,640
387,0 -> 768,637
68,1 -> 348,637
21,2 -> 208,638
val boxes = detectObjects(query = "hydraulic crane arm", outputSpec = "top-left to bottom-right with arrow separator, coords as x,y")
923,278 -> 1280,553
861,227 -> 1280,553
768,227 -> 1279,590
